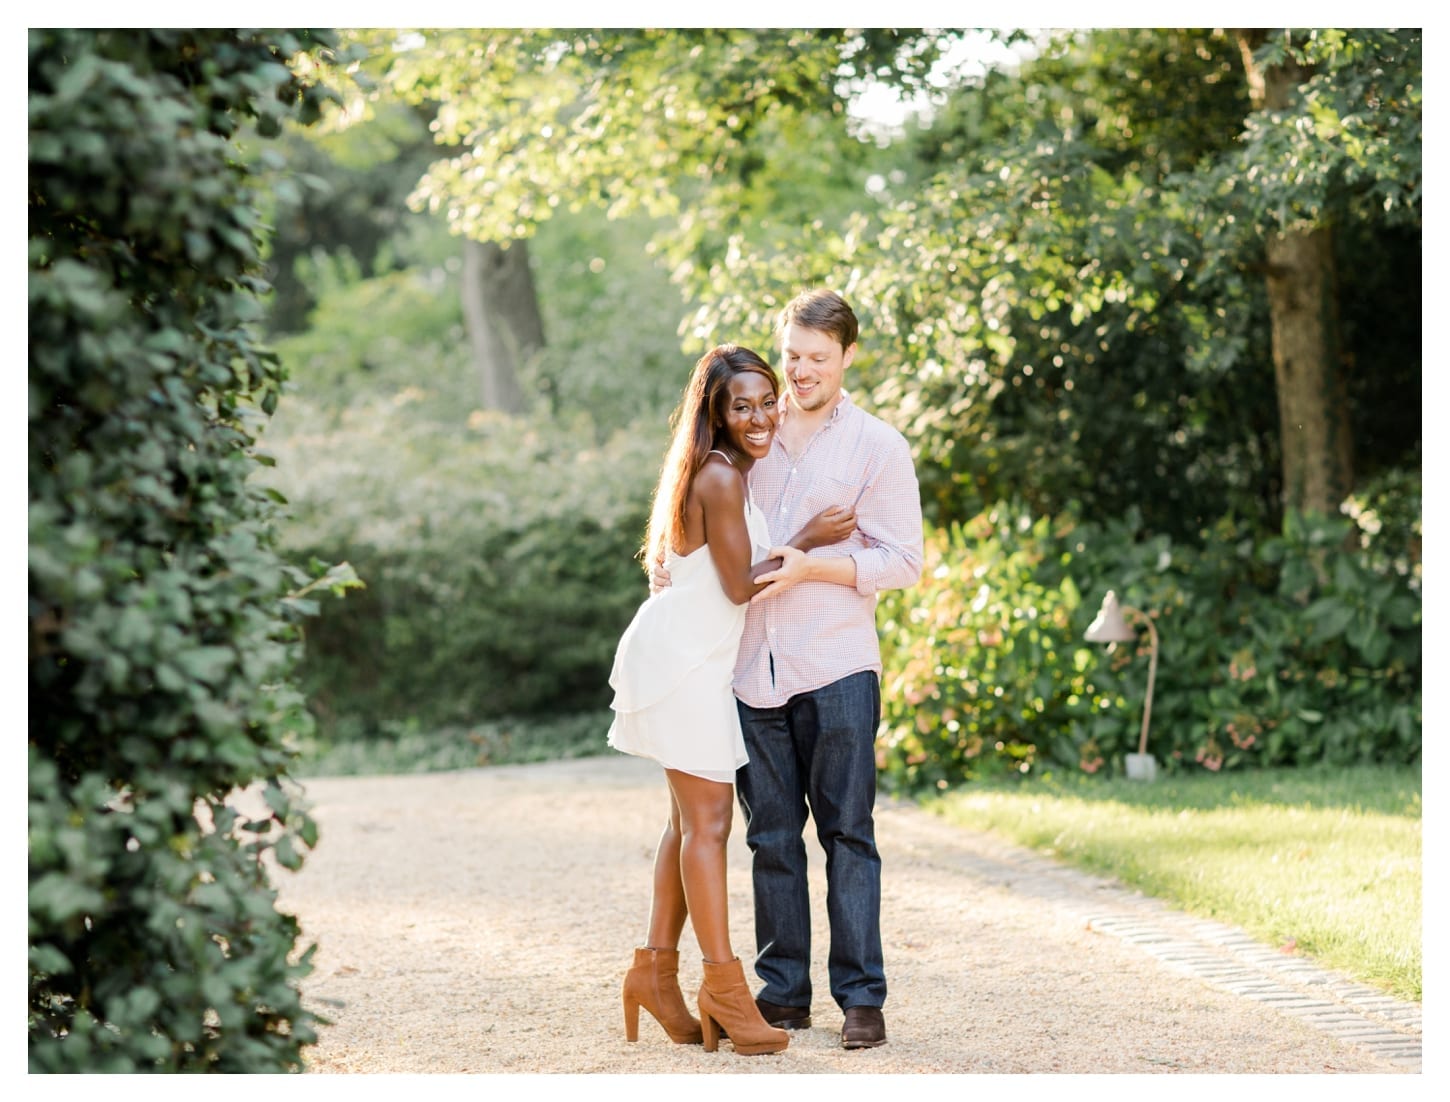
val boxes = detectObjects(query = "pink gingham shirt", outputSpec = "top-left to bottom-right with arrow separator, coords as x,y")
734,390 -> 924,708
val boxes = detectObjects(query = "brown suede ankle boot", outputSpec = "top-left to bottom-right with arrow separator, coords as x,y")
622,947 -> 703,1044
698,957 -> 789,1055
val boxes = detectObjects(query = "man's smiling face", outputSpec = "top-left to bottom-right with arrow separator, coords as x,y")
781,323 -> 855,414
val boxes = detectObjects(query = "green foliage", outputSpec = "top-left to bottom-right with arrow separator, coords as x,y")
266,28 -> 1421,782
261,99 -> 443,334
268,142 -> 689,425
257,179 -> 691,738
524,210 -> 693,428
1224,29 -> 1421,232
348,29 -> 952,244
295,712 -> 613,777
338,28 -> 952,358
683,30 -> 1278,533
877,478 -> 1421,795
876,509 -> 1099,792
275,252 -> 472,408
324,29 -> 1420,539
262,390 -> 661,730
29,28 -> 347,1071
682,28 -> 1420,537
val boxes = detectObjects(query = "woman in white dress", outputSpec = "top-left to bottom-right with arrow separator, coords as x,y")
608,345 -> 853,1056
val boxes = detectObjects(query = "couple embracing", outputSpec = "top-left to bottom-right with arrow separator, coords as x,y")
606,290 -> 924,1056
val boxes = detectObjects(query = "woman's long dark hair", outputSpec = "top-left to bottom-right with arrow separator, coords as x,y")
643,344 -> 776,568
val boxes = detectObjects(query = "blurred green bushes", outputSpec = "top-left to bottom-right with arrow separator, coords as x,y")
260,209 -> 684,739
265,396 -> 658,727
265,227 -> 1421,782
876,468 -> 1421,794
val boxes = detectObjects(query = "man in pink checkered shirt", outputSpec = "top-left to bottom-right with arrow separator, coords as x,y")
661,289 -> 923,1049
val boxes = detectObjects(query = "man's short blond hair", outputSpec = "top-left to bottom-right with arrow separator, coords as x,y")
776,289 -> 859,351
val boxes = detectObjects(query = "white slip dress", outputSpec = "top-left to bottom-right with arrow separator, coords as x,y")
606,463 -> 772,783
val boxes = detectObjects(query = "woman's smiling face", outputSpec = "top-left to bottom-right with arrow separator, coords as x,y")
720,371 -> 778,461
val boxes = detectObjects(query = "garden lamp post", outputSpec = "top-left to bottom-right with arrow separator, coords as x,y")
1085,590 -> 1160,781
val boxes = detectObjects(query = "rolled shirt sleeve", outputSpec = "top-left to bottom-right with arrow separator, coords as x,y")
849,432 -> 924,597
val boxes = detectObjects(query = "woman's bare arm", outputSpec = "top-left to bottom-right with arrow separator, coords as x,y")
694,463 -> 784,605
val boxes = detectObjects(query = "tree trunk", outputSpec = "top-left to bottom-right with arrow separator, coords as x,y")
459,238 -> 545,414
1262,227 -> 1354,516
1235,30 -> 1355,516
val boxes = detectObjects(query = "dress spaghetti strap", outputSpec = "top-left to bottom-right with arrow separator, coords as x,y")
704,448 -> 755,520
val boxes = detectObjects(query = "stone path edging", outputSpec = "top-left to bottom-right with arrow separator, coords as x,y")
876,798 -> 1422,1072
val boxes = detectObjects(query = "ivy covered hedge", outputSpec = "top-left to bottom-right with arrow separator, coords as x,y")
29,29 -> 349,1071
876,474 -> 1421,795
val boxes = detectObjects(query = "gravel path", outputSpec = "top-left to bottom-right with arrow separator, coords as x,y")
269,754 -> 1422,1079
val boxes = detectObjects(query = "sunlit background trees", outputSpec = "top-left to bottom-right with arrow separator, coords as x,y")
257,27 -> 1419,781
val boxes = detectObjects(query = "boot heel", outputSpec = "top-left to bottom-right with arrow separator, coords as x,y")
701,1011 -> 721,1053
623,994 -> 640,1042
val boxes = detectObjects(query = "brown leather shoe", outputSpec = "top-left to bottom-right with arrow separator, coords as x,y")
841,1006 -> 886,1049
756,997 -> 812,1030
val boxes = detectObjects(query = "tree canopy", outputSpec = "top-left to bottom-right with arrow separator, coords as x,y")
334,27 -> 1419,532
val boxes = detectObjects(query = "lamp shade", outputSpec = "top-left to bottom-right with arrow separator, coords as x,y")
1085,590 -> 1137,644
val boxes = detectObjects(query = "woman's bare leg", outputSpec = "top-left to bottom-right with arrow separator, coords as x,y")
645,787 -> 688,948
664,768 -> 736,963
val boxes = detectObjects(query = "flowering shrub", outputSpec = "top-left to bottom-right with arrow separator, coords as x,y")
876,486 -> 1421,795
876,508 -> 1109,793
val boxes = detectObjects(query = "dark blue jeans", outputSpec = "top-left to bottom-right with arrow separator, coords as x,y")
735,670 -> 885,1012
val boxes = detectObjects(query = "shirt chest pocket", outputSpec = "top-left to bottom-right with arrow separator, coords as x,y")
790,474 -> 864,531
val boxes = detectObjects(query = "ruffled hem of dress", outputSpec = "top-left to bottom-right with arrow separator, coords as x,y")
606,735 -> 746,785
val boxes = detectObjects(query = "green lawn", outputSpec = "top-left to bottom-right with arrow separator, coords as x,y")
926,763 -> 1422,1001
